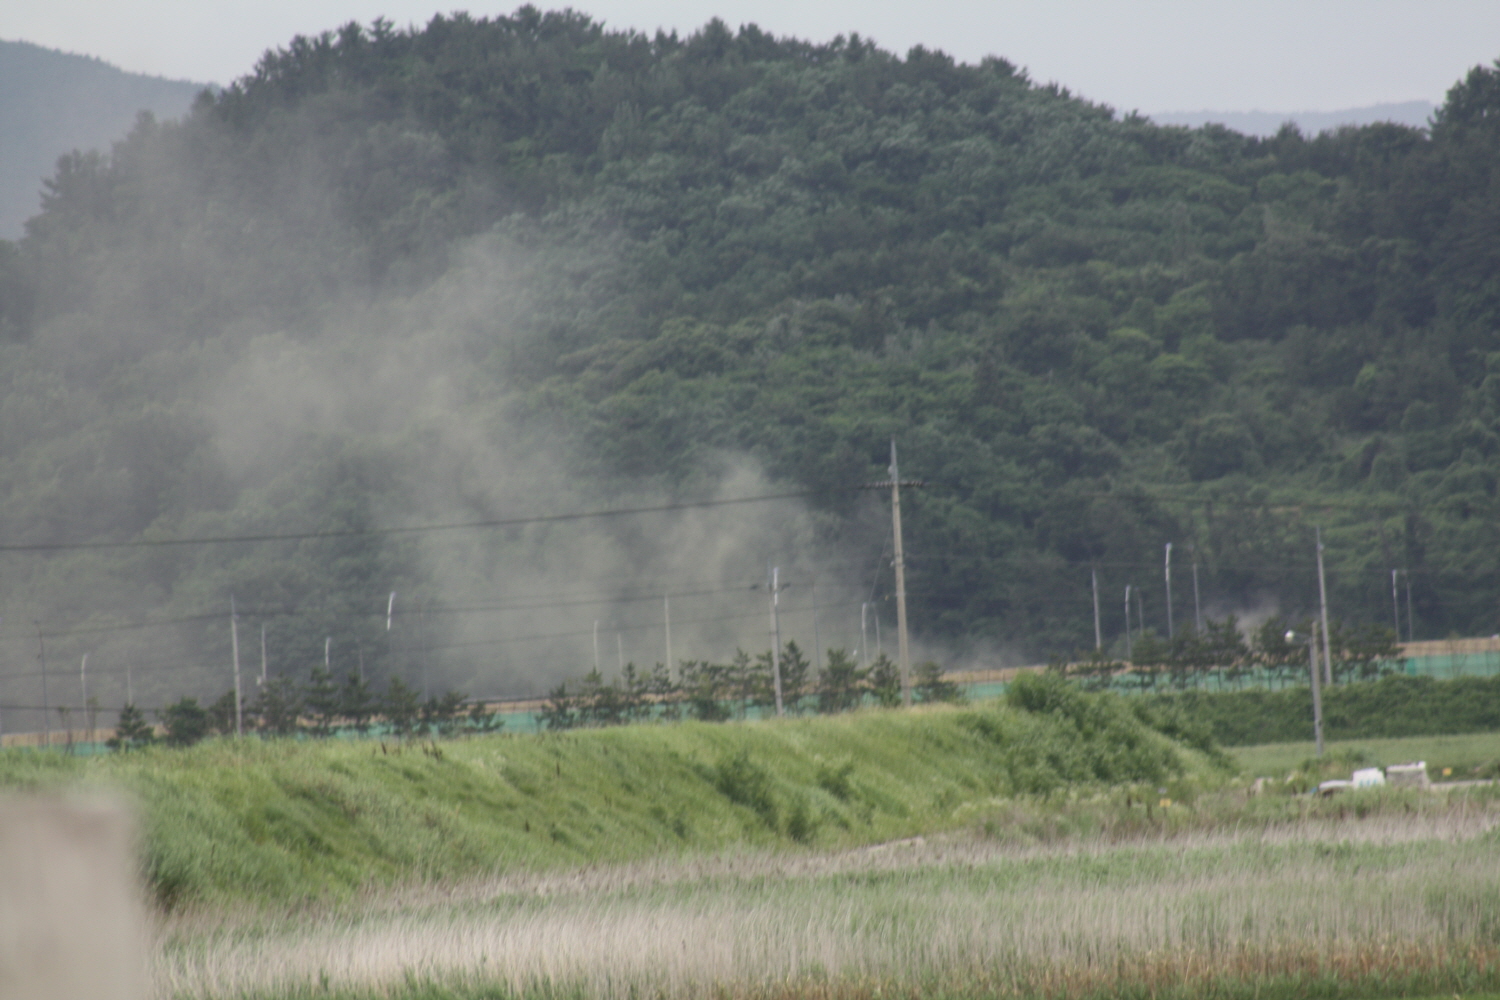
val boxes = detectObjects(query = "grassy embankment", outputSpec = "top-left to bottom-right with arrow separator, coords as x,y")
8,684 -> 1500,1000
0,678 -> 1205,912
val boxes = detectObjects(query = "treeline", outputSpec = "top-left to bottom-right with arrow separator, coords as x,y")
1139,673 -> 1500,746
107,667 -> 500,749
1064,616 -> 1400,692
105,644 -> 962,748
537,642 -> 961,729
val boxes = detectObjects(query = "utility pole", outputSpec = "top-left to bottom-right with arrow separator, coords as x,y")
1316,527 -> 1334,686
1164,542 -> 1174,639
79,654 -> 87,744
664,595 -> 672,670
1391,569 -> 1402,644
860,603 -> 869,669
1091,567 -> 1102,651
593,620 -> 600,673
1191,549 -> 1202,633
1404,570 -> 1414,643
126,663 -> 133,707
862,439 -> 923,707
768,565 -> 784,716
1300,626 -> 1324,756
38,624 -> 49,750
1124,586 -> 1133,661
890,440 -> 911,707
811,579 -> 821,674
260,625 -> 268,687
231,597 -> 242,737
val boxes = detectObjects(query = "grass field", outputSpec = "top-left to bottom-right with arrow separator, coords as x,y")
5,693 -> 1499,1000
155,798 -> 1500,1000
1232,731 -> 1500,781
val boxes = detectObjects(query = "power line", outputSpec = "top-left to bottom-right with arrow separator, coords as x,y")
0,488 -> 860,553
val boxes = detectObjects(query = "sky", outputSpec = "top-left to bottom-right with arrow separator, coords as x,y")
3,0 -> 1499,114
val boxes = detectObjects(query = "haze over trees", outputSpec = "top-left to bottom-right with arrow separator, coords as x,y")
2,8 -> 1499,722
0,40 -> 203,238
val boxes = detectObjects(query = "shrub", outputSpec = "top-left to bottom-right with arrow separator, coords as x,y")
714,750 -> 779,830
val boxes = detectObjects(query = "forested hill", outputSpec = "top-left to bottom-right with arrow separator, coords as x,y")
0,40 -> 203,238
2,10 -> 1500,710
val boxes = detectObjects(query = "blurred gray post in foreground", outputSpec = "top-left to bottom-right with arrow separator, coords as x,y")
0,795 -> 144,999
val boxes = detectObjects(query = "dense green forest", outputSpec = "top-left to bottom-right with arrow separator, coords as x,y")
2,9 -> 1499,725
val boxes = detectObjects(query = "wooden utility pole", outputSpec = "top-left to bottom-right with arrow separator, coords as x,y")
768,566 -> 784,716
1091,567 -> 1102,651
864,439 -> 923,707
231,597 -> 242,737
1404,570 -> 1414,643
1191,549 -> 1202,633
864,602 -> 876,671
38,624 -> 49,749
1316,527 -> 1333,686
1164,542 -> 1174,639
1306,627 -> 1324,756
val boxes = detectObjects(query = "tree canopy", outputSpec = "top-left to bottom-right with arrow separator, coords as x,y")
3,10 -> 1499,716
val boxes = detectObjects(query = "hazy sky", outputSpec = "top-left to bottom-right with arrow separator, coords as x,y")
4,0 -> 1498,113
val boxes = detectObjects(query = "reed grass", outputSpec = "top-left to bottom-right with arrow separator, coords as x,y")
155,803 -> 1500,1000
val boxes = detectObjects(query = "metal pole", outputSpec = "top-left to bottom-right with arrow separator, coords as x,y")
231,597 -> 242,737
1391,569 -> 1402,644
80,654 -> 87,744
593,620 -> 600,673
260,625 -> 268,686
890,439 -> 912,707
38,625 -> 50,749
1404,570 -> 1414,643
1091,567 -> 1102,650
664,595 -> 672,670
1191,553 -> 1202,633
1307,628 -> 1324,756
812,579 -> 821,674
1124,586 -> 1132,661
860,603 -> 869,669
769,566 -> 784,716
1164,542 -> 1174,639
1316,527 -> 1334,686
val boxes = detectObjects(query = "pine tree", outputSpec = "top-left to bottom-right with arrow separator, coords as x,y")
106,703 -> 154,751
253,676 -> 303,736
305,664 -> 340,736
868,654 -> 901,708
383,677 -> 421,737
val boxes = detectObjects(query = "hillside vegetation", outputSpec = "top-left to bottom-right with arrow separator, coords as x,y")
3,10 -> 1500,709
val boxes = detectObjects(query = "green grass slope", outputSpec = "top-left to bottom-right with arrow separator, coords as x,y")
0,683 -> 1211,911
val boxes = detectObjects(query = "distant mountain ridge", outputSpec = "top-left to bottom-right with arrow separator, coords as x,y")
0,39 -> 206,238
1149,101 -> 1435,137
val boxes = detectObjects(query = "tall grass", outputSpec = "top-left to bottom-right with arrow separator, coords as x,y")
155,803 -> 1500,999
